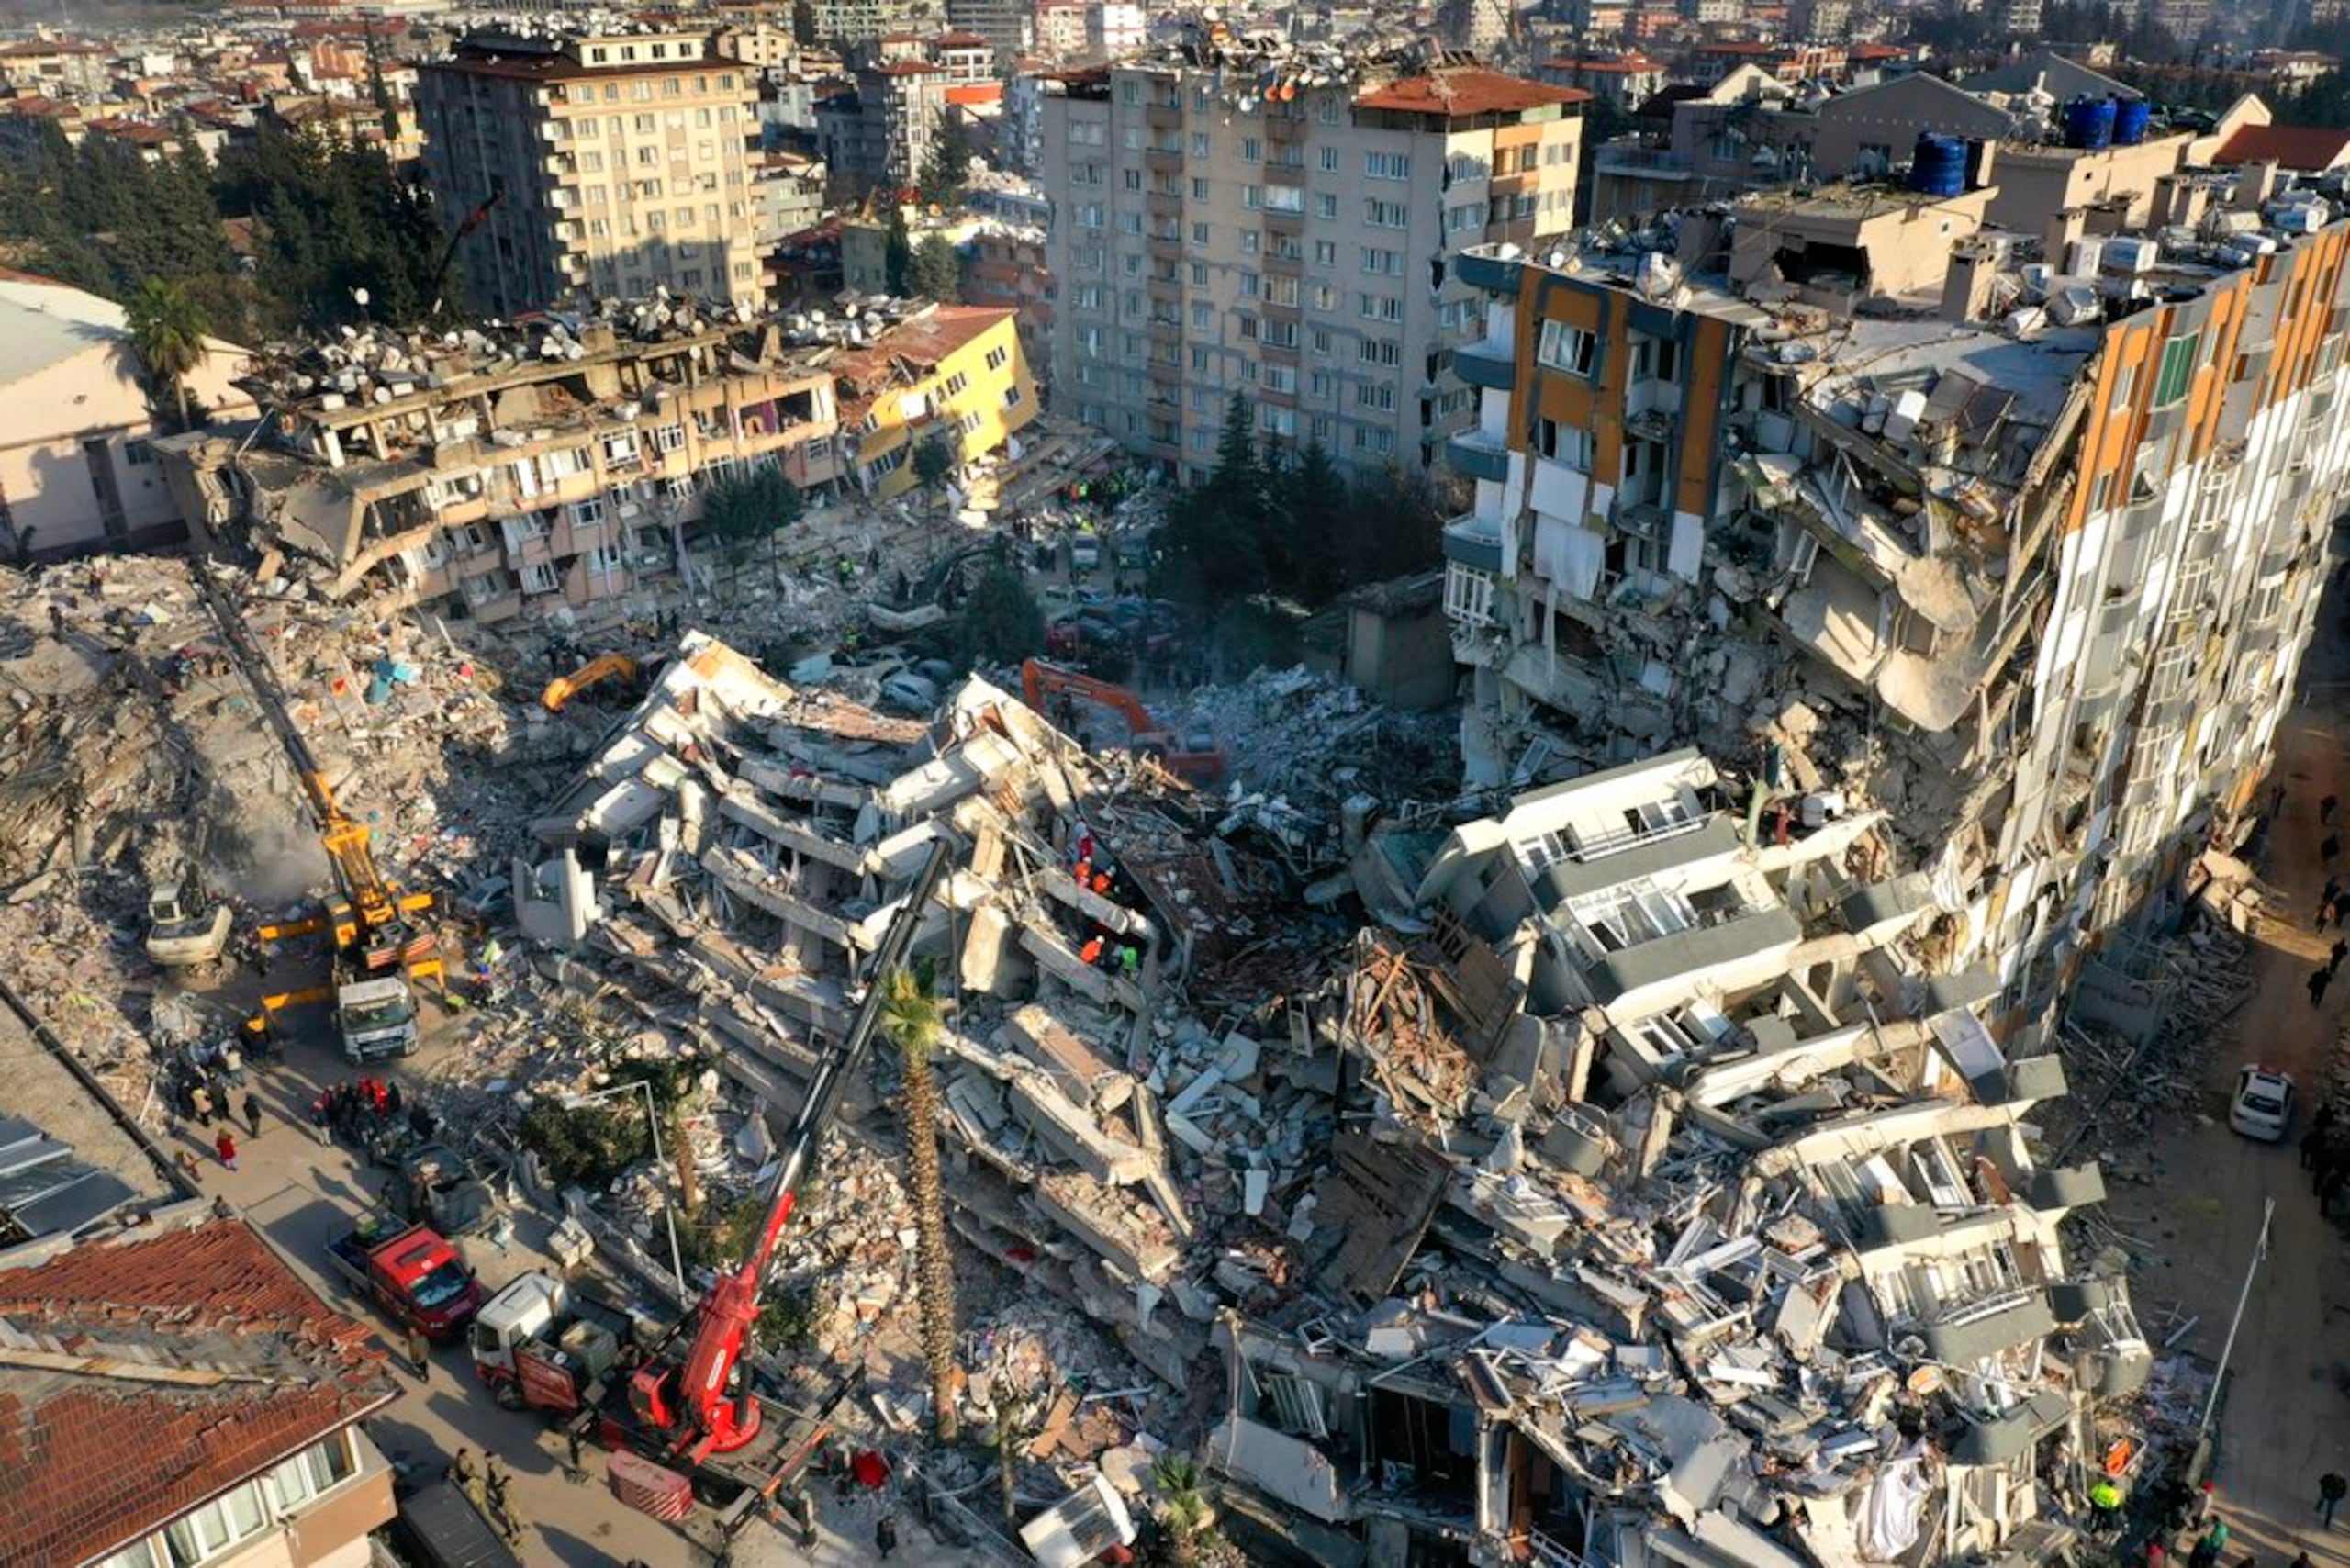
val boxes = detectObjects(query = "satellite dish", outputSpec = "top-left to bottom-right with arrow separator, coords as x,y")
352,286 -> 371,307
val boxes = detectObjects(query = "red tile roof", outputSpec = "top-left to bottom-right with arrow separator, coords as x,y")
1353,68 -> 1590,116
2211,121 -> 2350,170
833,305 -> 1013,421
0,1219 -> 400,1568
945,82 -> 1002,106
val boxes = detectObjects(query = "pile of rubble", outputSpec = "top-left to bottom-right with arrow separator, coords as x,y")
0,555 -> 545,1110
481,643 -> 2152,1564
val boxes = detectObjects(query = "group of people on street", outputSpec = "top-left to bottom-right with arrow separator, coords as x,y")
446,1448 -> 522,1544
310,1074 -> 423,1146
164,1041 -> 268,1182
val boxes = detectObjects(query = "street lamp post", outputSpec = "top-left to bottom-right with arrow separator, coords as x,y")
2198,1194 -> 2275,1441
565,1078 -> 688,1300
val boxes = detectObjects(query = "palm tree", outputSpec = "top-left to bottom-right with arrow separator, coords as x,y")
879,964 -> 960,1442
125,277 -> 209,431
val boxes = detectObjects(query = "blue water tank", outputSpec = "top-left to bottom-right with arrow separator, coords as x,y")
1909,132 -> 1967,196
2064,95 -> 2117,150
2114,98 -> 2153,146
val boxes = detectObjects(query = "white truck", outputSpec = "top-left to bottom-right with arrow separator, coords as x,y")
337,975 -> 420,1062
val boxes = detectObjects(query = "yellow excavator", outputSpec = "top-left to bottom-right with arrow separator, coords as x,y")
195,569 -> 444,1063
540,652 -> 643,712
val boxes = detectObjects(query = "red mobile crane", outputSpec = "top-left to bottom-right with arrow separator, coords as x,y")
598,840 -> 948,1510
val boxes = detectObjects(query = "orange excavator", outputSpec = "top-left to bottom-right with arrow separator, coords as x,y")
1019,659 -> 1226,785
541,652 -> 643,712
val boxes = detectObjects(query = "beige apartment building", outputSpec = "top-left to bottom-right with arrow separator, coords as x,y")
414,29 -> 766,317
1039,49 -> 1585,481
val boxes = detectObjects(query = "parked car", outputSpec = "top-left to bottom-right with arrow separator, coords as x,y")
878,672 -> 941,714
2230,1064 -> 2295,1141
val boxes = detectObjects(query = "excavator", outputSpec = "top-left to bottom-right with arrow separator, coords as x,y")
194,568 -> 444,1061
541,652 -> 643,712
595,841 -> 947,1520
1019,659 -> 1226,785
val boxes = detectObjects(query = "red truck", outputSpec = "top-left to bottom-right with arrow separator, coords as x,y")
327,1218 -> 487,1344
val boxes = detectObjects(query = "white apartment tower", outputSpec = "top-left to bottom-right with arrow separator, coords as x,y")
1040,53 -> 1586,480
415,30 -> 766,315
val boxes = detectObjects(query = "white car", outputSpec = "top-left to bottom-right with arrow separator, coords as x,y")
2229,1066 -> 2295,1141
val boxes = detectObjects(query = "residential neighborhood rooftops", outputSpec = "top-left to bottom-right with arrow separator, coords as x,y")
1353,67 -> 1591,117
0,1217 -> 400,1568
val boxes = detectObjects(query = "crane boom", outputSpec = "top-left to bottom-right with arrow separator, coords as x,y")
632,838 -> 951,1460
194,566 -> 430,970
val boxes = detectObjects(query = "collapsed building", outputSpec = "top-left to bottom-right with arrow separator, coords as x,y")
1441,163 -> 2350,1047
153,293 -> 1035,638
508,635 -> 2143,1566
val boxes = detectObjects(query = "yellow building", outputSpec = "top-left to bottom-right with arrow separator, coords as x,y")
837,305 -> 1036,501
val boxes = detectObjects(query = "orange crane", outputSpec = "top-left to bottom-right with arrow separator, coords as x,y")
1019,659 -> 1226,785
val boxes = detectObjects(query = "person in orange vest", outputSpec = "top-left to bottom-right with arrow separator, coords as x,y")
1079,935 -> 1104,967
1074,857 -> 1091,887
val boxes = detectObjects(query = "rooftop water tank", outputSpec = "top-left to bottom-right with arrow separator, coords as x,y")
1909,132 -> 1966,197
2113,98 -> 2152,146
2064,95 -> 2117,151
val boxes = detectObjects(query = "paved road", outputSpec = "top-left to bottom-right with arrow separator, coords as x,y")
161,999 -> 987,1567
2110,599 -> 2350,1564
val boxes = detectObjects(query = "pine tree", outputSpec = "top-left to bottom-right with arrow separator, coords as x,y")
918,114 -> 972,208
909,232 -> 961,302
884,207 -> 913,296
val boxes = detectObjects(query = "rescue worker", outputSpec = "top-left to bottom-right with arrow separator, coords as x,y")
2089,1476 -> 2125,1534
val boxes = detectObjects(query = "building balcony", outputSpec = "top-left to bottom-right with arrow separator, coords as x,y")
1446,428 -> 1513,483
1442,510 -> 1504,573
1456,336 -> 1517,391
1147,273 -> 1181,300
1266,111 -> 1305,141
1266,250 -> 1304,277
1594,142 -> 1693,179
1145,103 -> 1181,129
1147,231 -> 1182,259
1456,245 -> 1525,297
1144,148 -> 1182,174
1262,209 -> 1304,234
1147,190 -> 1181,218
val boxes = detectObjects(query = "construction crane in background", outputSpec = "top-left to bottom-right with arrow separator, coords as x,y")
194,567 -> 443,1060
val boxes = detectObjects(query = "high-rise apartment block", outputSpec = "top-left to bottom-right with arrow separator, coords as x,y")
1441,173 -> 2350,1045
414,30 -> 765,316
1040,48 -> 1585,481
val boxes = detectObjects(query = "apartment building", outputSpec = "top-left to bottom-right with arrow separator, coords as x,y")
811,0 -> 939,50
945,0 -> 1031,64
157,298 -> 859,634
838,304 -> 1037,498
962,221 -> 1054,386
1040,44 -> 1586,482
413,29 -> 765,316
1439,170 -> 2350,1046
817,54 -> 945,194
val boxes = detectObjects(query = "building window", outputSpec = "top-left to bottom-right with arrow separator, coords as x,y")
2153,331 -> 2201,408
1364,198 -> 1409,229
1242,137 -> 1262,162
943,370 -> 970,398
1314,192 -> 1338,220
1264,185 -> 1304,214
654,423 -> 686,454
266,1433 -> 358,1514
1191,221 -> 1211,244
601,432 -> 639,465
162,1480 -> 270,1566
1003,385 -> 1024,409
125,439 -> 154,466
1319,146 -> 1338,174
1365,151 -> 1411,180
985,345 -> 1009,371
1191,131 -> 1211,157
1537,320 -> 1598,376
570,496 -> 605,528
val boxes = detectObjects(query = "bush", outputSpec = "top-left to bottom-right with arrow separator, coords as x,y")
517,1100 -> 652,1189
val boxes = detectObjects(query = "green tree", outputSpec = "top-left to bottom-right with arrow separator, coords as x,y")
910,231 -> 962,302
699,464 -> 806,588
912,431 -> 957,493
880,967 -> 959,1443
919,115 -> 972,208
956,562 -> 1045,667
125,276 -> 210,430
884,207 -> 913,296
